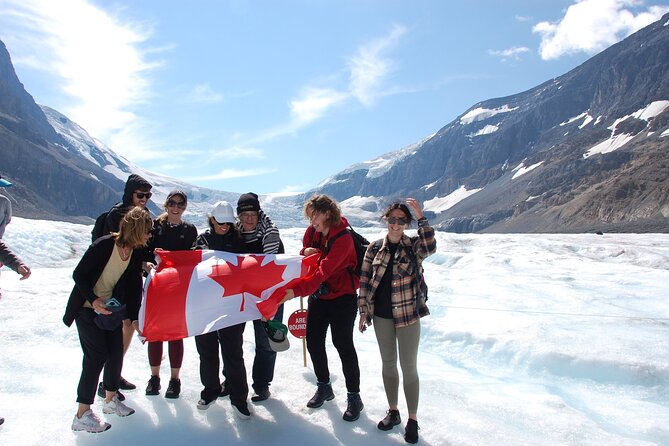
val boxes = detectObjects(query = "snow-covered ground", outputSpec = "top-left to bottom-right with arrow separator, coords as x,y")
1,217 -> 668,446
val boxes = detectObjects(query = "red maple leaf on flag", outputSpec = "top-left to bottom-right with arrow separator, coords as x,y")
208,255 -> 287,311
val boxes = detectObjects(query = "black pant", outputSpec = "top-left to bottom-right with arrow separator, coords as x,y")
75,308 -> 123,404
306,294 -> 360,393
251,304 -> 284,393
195,322 -> 248,406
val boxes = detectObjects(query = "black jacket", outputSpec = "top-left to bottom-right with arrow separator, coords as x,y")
63,235 -> 144,327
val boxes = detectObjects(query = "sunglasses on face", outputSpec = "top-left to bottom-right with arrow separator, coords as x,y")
134,192 -> 152,199
213,220 -> 231,226
167,200 -> 186,209
387,217 -> 408,225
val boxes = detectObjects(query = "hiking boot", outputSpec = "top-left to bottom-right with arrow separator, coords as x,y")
342,392 -> 364,422
145,375 -> 161,396
197,396 -> 217,410
71,410 -> 111,433
232,402 -> 251,420
97,382 -> 125,401
251,387 -> 271,403
378,409 -> 401,431
103,394 -> 135,417
306,382 -> 334,408
404,419 -> 419,444
119,376 -> 136,390
165,378 -> 181,399
219,381 -> 230,397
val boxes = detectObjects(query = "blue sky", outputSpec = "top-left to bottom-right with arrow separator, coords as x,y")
1,0 -> 667,195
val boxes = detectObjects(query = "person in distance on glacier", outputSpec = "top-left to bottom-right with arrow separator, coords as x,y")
280,194 -> 364,422
143,190 -> 198,399
64,206 -> 153,433
235,192 -> 285,403
192,201 -> 252,419
357,198 -> 436,444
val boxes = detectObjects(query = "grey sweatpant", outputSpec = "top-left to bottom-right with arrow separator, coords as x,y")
373,316 -> 420,414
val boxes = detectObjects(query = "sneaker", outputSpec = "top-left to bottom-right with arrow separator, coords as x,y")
119,376 -> 136,390
378,409 -> 401,431
103,395 -> 135,417
342,392 -> 364,422
232,402 -> 251,420
197,396 -> 217,410
97,382 -> 125,401
306,382 -> 334,408
219,381 -> 230,397
404,419 -> 419,444
71,410 -> 111,433
146,375 -> 161,396
251,387 -> 271,403
165,378 -> 181,399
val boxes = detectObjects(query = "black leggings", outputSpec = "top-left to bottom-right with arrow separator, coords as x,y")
75,308 -> 123,404
306,294 -> 360,392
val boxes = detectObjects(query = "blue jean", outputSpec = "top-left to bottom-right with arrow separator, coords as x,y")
251,304 -> 284,393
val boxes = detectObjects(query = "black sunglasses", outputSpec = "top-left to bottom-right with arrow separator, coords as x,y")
213,220 -> 231,226
387,217 -> 408,225
134,192 -> 152,199
167,200 -> 186,209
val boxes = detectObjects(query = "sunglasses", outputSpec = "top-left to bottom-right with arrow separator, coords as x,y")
213,220 -> 231,226
387,217 -> 408,225
134,192 -> 152,199
167,200 -> 186,209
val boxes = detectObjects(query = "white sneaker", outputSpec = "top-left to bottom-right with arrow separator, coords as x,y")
71,410 -> 111,433
103,394 -> 135,417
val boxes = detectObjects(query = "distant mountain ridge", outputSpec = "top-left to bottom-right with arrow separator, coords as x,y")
1,14 -> 668,232
310,13 -> 669,233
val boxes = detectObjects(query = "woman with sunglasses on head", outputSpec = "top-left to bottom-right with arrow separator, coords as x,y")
95,173 -> 154,395
144,190 -> 197,399
192,201 -> 252,419
64,206 -> 153,433
357,198 -> 436,444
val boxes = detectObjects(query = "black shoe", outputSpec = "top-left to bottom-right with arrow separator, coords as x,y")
98,382 -> 125,401
404,419 -> 419,444
232,402 -> 251,419
119,376 -> 136,390
378,409 -> 401,431
197,396 -> 217,410
219,381 -> 230,397
0,416 -> 4,426
165,378 -> 181,399
306,382 -> 334,408
145,375 -> 161,396
342,392 -> 364,422
251,388 -> 271,403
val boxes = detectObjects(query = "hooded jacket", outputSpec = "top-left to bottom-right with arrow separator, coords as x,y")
103,174 -> 152,235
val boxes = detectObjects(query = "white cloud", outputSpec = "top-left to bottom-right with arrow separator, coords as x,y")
348,24 -> 407,106
0,0 -> 160,158
533,0 -> 669,60
210,147 -> 266,160
488,46 -> 530,61
289,87 -> 347,126
189,83 -> 224,104
187,167 -> 277,182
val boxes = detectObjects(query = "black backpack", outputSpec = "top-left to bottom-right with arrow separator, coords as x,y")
91,211 -> 109,242
326,224 -> 370,278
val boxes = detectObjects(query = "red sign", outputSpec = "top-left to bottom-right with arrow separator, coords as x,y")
287,309 -> 308,338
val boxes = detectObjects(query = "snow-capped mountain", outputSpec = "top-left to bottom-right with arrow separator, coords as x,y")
309,13 -> 669,233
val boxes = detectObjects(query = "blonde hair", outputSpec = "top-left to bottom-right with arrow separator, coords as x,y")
114,206 -> 153,248
303,194 -> 342,228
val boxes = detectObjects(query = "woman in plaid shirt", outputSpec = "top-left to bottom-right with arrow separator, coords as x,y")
357,198 -> 436,444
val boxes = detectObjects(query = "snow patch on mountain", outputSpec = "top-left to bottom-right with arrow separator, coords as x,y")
460,105 -> 518,125
425,186 -> 483,214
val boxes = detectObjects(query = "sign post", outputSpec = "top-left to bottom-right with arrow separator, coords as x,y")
288,300 -> 308,367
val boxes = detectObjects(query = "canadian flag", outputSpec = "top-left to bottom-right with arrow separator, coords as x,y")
139,250 -> 318,342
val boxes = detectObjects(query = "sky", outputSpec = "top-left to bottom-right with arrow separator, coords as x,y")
0,0 -> 668,195
1,217 -> 668,445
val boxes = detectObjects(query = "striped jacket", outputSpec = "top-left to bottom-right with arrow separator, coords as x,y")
358,220 -> 436,328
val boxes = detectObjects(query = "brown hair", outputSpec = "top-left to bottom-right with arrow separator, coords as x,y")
382,201 -> 414,227
157,191 -> 187,225
303,194 -> 342,228
114,206 -> 153,248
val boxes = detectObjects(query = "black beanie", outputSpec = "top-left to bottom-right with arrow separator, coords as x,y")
237,192 -> 260,213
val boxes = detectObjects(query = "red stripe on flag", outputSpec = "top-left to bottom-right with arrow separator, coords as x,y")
143,250 -> 202,342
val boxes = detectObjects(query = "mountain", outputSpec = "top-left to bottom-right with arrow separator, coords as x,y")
311,14 -> 669,233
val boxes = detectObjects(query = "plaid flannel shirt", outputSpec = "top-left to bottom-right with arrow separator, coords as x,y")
358,220 -> 436,328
